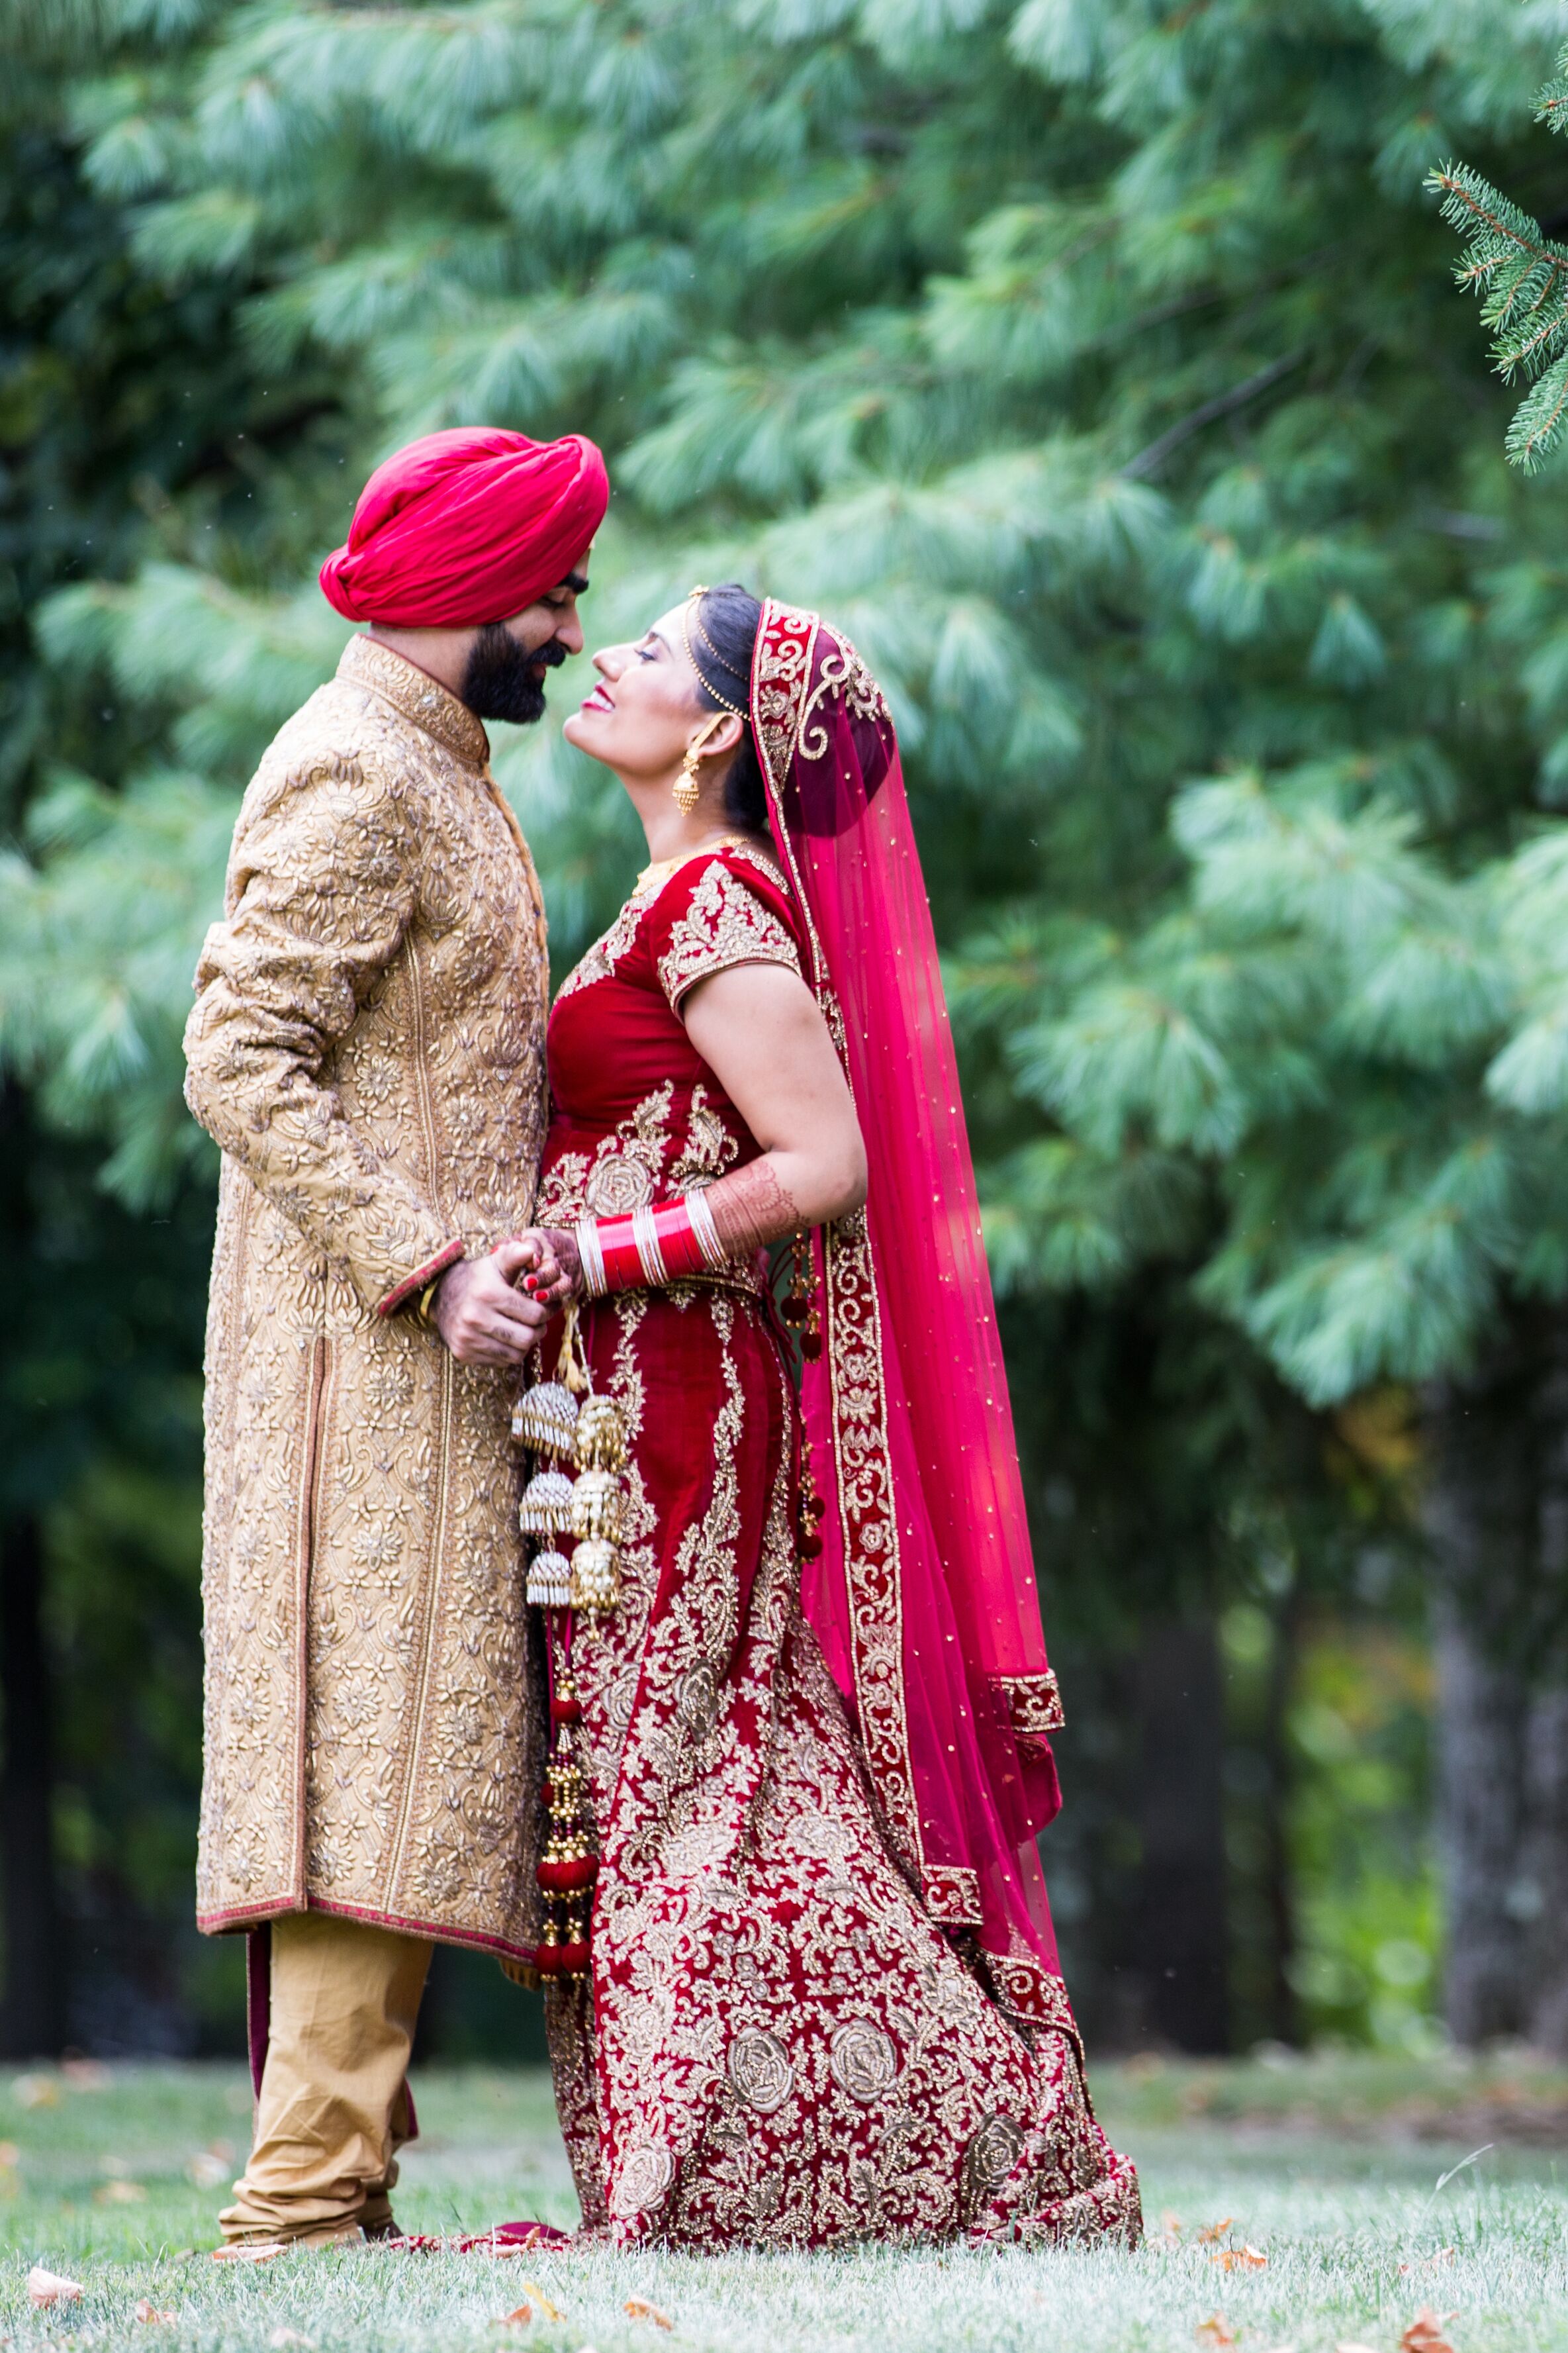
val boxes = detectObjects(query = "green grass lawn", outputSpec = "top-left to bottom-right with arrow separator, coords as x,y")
1,2054 -> 1564,2352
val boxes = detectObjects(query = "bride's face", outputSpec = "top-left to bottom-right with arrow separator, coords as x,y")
563,603 -> 738,781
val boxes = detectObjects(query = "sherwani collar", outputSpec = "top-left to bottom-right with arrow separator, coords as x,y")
338,634 -> 490,768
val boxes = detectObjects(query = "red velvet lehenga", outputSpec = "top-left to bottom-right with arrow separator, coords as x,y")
531,838 -> 1138,2249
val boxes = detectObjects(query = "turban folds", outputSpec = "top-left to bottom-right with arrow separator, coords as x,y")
319,427 -> 609,629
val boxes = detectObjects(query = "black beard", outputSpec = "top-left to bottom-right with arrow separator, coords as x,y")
459,625 -> 567,724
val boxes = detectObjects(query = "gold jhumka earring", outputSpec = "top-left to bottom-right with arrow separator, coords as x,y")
674,736 -> 708,817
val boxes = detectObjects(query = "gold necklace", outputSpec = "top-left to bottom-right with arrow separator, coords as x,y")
635,832 -> 747,893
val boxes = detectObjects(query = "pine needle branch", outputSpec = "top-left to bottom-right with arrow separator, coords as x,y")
1428,158 -> 1568,471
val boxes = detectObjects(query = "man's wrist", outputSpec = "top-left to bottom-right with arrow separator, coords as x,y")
378,1237 -> 465,1320
412,1252 -> 465,1327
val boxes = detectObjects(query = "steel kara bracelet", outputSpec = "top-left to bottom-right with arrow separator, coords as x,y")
575,1194 -> 729,1298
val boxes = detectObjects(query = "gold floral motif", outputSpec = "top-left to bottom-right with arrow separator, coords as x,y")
995,1668 -> 1066,1737
925,1865 -> 982,1925
655,860 -> 802,1007
186,635 -> 549,1960
538,1084 -> 672,1225
670,1086 -> 739,1193
828,2020 -> 899,2104
612,2142 -> 676,2221
959,2113 -> 1026,2222
585,1156 -> 656,1216
728,2028 -> 796,2114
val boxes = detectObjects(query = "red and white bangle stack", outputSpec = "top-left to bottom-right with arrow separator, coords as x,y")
575,1193 -> 729,1298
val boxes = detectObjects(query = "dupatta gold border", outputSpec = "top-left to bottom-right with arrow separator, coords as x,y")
750,600 -> 1076,2029
750,602 -> 933,1905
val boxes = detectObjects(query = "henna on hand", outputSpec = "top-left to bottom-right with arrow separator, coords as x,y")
506,1227 -> 581,1307
705,1156 -> 802,1255
535,1225 -> 582,1303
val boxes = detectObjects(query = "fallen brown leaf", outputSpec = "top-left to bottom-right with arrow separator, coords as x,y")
188,2151 -> 230,2189
27,2266 -> 83,2308
1160,2211 -> 1185,2238
1196,2316 -> 1235,2350
210,2243 -> 286,2264
134,2302 -> 175,2325
1402,2309 -> 1457,2353
1195,2220 -> 1236,2244
1212,2245 -> 1268,2271
516,2280 -> 561,2323
95,2179 -> 147,2204
495,2307 -> 531,2329
62,2059 -> 111,2091
625,2299 -> 673,2329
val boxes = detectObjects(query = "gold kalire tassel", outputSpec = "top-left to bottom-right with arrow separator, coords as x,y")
510,1304 -> 629,1984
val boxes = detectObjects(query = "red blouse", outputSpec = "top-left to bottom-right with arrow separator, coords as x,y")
537,841 -> 805,1233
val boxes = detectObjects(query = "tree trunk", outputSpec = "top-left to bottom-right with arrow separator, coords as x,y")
1134,1616 -> 1230,2054
1424,1348 -> 1545,2046
1260,1591 -> 1299,2046
0,1510 -> 66,2056
1524,1684 -> 1568,2052
1431,1591 -> 1526,2042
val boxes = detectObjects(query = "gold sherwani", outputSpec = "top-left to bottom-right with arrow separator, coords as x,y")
185,635 -> 549,1962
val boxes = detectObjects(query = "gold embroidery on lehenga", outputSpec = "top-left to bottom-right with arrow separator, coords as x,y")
829,2021 -> 899,2104
727,2028 -> 795,2113
670,1086 -> 739,1193
555,875 -> 664,1005
544,1286 -> 1136,2251
537,1084 -> 674,1225
960,2113 -> 1027,2222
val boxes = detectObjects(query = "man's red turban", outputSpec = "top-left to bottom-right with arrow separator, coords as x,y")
319,426 -> 609,629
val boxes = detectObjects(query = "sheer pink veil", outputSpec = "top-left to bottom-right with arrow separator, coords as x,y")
751,601 -> 1074,2031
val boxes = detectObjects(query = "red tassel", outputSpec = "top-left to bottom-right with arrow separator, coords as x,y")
537,1854 -> 597,1894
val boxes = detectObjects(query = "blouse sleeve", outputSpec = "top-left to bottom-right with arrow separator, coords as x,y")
647,852 -> 804,1010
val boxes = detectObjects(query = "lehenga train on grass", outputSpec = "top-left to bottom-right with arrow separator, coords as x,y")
512,591 -> 1140,2251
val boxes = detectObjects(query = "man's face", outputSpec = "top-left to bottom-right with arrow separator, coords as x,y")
461,561 -> 590,724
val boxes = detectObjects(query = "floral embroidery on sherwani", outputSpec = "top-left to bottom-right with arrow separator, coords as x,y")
533,849 -> 1140,2250
185,635 -> 549,1960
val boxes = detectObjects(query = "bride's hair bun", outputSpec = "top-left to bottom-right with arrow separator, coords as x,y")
691,584 -> 766,830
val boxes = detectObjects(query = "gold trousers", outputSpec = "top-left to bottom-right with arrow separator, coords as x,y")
220,1912 -> 432,2246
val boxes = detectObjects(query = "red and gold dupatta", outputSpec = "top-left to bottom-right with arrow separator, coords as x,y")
751,600 -> 1073,2035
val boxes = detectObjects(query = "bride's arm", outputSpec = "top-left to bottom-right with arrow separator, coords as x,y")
518,962 -> 865,1301
680,959 -> 866,1246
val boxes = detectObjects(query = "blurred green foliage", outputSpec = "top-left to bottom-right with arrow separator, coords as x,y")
6,0 -> 1568,2054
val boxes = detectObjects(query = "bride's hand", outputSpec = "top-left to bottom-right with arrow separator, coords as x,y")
511,1226 -> 582,1308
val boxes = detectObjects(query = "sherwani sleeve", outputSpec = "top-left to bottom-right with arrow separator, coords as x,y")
183,745 -> 464,1318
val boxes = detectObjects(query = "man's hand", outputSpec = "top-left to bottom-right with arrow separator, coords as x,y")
432,1239 -> 559,1365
